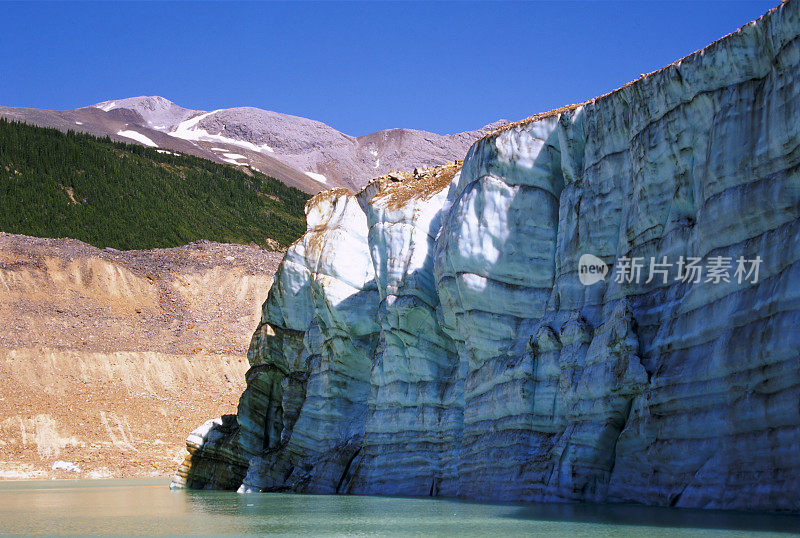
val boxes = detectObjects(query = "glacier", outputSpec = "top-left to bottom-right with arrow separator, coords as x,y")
172,0 -> 800,512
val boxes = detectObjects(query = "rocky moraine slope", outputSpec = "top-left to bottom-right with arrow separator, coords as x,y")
174,1 -> 800,512
0,234 -> 282,479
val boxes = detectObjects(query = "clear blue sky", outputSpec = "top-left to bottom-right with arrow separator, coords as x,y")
0,1 -> 779,136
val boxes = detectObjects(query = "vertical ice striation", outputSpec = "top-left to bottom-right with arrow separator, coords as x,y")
352,165 -> 464,497
174,0 -> 800,512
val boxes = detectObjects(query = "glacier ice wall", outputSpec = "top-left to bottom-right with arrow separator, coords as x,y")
173,0 -> 800,512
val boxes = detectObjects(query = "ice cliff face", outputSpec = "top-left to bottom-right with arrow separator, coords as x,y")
173,1 -> 800,512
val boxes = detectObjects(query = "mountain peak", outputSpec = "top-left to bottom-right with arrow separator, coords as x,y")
93,95 -> 178,111
91,96 -> 196,129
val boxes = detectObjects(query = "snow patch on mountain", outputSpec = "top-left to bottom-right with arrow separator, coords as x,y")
220,151 -> 248,165
52,461 -> 81,473
116,130 -> 157,147
305,171 -> 327,184
369,149 -> 380,168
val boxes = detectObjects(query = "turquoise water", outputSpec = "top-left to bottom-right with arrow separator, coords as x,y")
0,479 -> 798,536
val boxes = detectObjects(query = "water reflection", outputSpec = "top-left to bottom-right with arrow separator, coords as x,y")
506,502 -> 800,534
185,487 -> 800,536
0,479 -> 797,536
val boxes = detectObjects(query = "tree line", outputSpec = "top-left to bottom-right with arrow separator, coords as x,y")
0,118 -> 309,250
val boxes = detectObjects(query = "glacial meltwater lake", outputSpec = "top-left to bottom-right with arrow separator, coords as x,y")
0,479 -> 798,536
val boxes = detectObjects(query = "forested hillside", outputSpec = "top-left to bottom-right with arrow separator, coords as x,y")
0,119 -> 309,249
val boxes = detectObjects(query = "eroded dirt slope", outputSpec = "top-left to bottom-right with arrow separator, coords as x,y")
0,233 -> 282,479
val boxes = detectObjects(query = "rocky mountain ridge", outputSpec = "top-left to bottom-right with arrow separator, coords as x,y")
173,0 -> 800,513
0,96 -> 504,193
